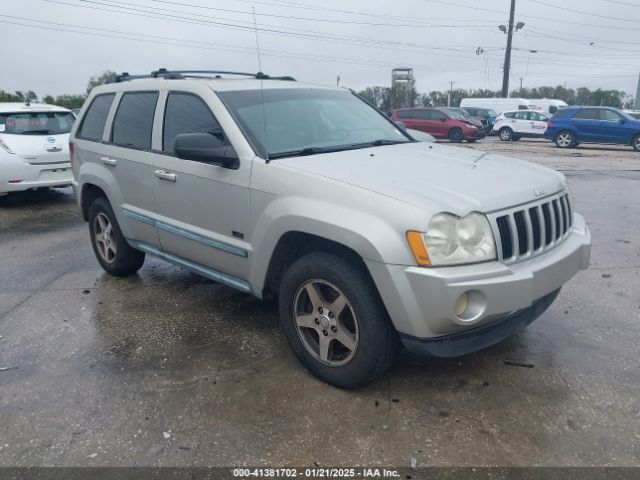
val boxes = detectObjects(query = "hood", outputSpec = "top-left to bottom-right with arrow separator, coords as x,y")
275,142 -> 566,214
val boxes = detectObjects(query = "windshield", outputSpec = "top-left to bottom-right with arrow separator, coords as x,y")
0,111 -> 74,135
218,88 -> 410,158
445,109 -> 469,120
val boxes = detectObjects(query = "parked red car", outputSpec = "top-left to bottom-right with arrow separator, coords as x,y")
391,107 -> 485,143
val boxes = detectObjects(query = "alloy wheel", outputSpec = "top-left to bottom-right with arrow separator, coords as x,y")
557,133 -> 573,147
93,212 -> 117,264
293,279 -> 359,367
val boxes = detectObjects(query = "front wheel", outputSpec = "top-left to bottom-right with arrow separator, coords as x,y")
555,131 -> 575,148
278,252 -> 399,388
448,128 -> 464,143
88,197 -> 145,276
633,134 -> 640,152
499,127 -> 513,141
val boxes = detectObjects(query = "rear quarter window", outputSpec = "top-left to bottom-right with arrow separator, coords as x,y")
79,94 -> 115,141
551,109 -> 572,120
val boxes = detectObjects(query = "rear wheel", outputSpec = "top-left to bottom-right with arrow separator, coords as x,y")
499,127 -> 513,141
555,131 -> 575,148
633,134 -> 640,152
278,252 -> 399,388
88,197 -> 145,276
448,128 -> 464,143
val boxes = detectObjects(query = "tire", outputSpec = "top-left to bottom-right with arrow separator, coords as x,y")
448,128 -> 464,143
499,127 -> 513,141
88,197 -> 145,276
512,136 -> 521,141
278,252 -> 399,388
633,134 -> 640,152
555,131 -> 575,148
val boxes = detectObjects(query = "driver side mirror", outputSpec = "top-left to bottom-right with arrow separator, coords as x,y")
174,133 -> 239,169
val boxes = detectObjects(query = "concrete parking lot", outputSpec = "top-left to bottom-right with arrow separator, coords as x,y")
0,137 -> 639,468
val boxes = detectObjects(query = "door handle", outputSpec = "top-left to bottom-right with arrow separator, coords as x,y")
155,170 -> 177,182
100,156 -> 117,166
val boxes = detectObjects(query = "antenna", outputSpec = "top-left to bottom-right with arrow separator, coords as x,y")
252,6 -> 270,163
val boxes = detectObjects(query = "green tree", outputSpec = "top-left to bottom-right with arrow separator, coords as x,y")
86,70 -> 118,94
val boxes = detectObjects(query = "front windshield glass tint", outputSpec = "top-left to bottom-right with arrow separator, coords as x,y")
0,111 -> 74,135
446,109 -> 468,120
218,88 -> 409,157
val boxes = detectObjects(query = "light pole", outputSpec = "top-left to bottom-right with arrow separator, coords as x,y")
448,81 -> 455,107
499,0 -> 525,98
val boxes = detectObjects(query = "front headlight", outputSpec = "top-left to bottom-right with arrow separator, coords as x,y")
407,212 -> 497,266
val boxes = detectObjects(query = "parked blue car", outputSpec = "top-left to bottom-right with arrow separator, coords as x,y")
545,106 -> 640,151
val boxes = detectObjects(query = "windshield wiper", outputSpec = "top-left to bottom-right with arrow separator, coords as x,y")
269,145 -> 354,159
268,139 -> 409,160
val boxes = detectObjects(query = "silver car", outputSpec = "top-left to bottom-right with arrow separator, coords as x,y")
70,70 -> 591,388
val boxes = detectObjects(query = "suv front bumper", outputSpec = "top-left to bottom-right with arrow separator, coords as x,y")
365,213 -> 591,357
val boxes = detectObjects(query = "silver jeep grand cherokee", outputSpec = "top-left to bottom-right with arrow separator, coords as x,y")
70,69 -> 591,388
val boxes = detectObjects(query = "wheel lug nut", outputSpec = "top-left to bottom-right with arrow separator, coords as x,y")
323,330 -> 328,336
328,312 -> 334,318
331,326 -> 337,332
314,318 -> 320,325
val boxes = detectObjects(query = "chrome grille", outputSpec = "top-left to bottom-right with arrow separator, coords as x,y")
488,192 -> 573,264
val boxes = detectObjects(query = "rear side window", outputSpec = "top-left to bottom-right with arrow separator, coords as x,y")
163,93 -> 225,153
602,110 -> 623,121
396,110 -> 413,119
573,108 -> 600,120
111,92 -> 158,149
79,94 -> 114,141
504,112 -> 515,118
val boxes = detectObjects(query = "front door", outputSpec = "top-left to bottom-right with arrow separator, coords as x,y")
153,90 -> 251,282
571,108 -> 605,142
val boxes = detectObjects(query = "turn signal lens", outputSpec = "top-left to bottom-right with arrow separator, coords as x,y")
406,231 -> 431,266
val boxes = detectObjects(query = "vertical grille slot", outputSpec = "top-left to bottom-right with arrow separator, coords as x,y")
559,196 -> 569,233
564,195 -> 572,228
541,204 -> 552,245
496,216 -> 513,259
513,211 -> 528,255
528,207 -> 542,250
551,200 -> 562,239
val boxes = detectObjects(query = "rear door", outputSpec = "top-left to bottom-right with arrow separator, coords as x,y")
78,91 -> 161,248
427,109 -> 450,138
153,88 -> 251,281
571,108 -> 604,142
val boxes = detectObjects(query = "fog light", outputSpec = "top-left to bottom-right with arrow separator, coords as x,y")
454,292 -> 469,317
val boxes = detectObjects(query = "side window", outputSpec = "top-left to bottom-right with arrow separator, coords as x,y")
396,110 -> 411,119
504,112 -> 515,118
111,92 -> 158,149
549,105 -> 558,114
78,94 -> 115,141
602,110 -> 622,122
573,108 -> 600,120
163,93 -> 225,154
514,112 -> 528,120
416,110 -> 432,120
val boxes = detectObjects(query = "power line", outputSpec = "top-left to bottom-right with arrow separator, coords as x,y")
422,0 -> 640,30
529,0 -> 640,24
602,0 -> 640,6
42,0 -> 501,56
129,0 -> 499,28
0,15 -> 488,73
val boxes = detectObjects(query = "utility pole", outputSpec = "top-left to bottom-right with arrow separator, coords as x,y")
635,72 -> 640,109
501,0 -> 516,98
448,81 -> 455,107
519,77 -> 523,94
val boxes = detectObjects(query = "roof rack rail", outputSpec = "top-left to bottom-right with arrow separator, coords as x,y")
110,68 -> 296,83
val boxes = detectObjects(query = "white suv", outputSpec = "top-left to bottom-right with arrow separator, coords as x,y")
70,70 -> 591,387
493,109 -> 550,141
0,102 -> 74,196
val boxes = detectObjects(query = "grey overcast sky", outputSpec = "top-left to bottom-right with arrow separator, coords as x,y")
3,0 -> 640,96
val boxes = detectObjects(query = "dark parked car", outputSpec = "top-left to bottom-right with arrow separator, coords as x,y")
391,107 -> 485,143
462,107 -> 497,133
545,106 -> 640,151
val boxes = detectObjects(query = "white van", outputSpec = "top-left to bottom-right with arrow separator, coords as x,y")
460,98 -> 568,116
460,98 -> 537,115
530,99 -> 568,115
